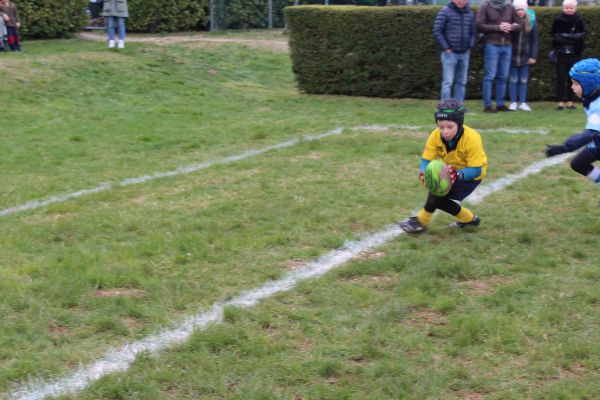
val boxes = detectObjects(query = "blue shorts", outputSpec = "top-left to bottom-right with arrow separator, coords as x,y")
447,179 -> 481,202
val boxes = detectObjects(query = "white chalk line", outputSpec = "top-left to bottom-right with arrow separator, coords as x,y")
0,124 -> 547,218
7,152 -> 571,400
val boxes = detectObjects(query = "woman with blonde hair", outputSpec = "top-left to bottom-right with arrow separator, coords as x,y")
508,0 -> 539,111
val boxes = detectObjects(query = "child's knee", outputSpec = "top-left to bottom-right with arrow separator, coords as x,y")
570,157 -> 591,175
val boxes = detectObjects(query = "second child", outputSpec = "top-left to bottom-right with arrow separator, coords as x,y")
508,0 -> 539,111
546,58 -> 600,188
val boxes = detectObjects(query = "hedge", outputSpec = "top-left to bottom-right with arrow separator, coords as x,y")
17,0 -> 88,39
286,5 -> 600,100
127,0 -> 209,32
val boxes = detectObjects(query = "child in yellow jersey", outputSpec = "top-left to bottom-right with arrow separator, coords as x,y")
399,98 -> 488,233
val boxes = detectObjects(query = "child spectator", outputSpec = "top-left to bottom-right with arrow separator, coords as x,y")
398,99 -> 488,233
102,0 -> 128,49
545,58 -> 600,188
508,0 -> 539,111
551,0 -> 586,110
0,12 -> 7,51
0,0 -> 20,51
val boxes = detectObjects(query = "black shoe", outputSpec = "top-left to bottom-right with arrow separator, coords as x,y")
566,104 -> 576,110
453,215 -> 481,228
556,105 -> 564,110
398,216 -> 426,234
483,106 -> 496,113
496,105 -> 510,112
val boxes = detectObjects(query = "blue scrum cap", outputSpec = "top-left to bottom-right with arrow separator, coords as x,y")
569,58 -> 600,98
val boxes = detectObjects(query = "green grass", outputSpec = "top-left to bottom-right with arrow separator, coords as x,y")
1,32 -> 598,399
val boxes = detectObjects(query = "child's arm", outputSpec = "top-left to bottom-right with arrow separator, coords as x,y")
454,166 -> 483,181
546,129 -> 600,156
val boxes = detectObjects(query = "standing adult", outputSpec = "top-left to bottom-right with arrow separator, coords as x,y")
102,0 -> 128,49
551,0 -> 586,110
477,0 -> 521,113
0,0 -> 20,51
433,0 -> 477,103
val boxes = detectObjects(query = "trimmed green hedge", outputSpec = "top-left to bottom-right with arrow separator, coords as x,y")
127,0 -> 209,32
18,0 -> 88,39
17,0 -> 208,39
286,5 -> 600,100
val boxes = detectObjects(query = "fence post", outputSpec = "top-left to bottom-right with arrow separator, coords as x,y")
268,0 -> 273,29
210,0 -> 215,31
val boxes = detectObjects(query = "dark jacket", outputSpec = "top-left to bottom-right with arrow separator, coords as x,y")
0,1 -> 19,27
477,1 -> 521,45
551,12 -> 586,55
511,17 -> 539,67
433,1 -> 476,53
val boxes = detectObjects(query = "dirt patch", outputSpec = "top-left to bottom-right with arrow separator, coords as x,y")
356,251 -> 386,260
77,32 -> 289,52
452,391 -> 486,400
49,325 -> 70,336
406,309 -> 448,326
456,276 -> 515,297
285,260 -> 306,271
94,288 -> 146,298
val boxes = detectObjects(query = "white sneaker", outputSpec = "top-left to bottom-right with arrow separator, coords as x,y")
117,40 -> 125,49
508,102 -> 518,111
518,103 -> 532,111
108,40 -> 115,48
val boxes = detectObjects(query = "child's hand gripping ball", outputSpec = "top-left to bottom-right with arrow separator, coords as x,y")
424,159 -> 453,197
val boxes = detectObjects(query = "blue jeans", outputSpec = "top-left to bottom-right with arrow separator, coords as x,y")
440,51 -> 470,102
106,16 -> 126,41
482,44 -> 512,107
509,65 -> 530,104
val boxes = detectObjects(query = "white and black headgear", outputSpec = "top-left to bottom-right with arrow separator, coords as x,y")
434,98 -> 465,130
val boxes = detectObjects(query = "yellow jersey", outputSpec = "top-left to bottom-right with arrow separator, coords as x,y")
422,124 -> 487,180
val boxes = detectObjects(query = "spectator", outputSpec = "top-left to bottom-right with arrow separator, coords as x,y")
102,0 -> 128,49
0,11 -> 7,51
508,0 -> 539,111
433,0 -> 477,103
0,0 -> 20,51
551,0 -> 586,110
477,0 -> 521,113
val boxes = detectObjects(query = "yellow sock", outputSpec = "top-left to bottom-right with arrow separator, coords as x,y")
456,207 -> 474,223
417,209 -> 433,226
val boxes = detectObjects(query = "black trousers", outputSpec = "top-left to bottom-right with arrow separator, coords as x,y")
556,53 -> 580,102
423,180 -> 480,216
570,139 -> 600,176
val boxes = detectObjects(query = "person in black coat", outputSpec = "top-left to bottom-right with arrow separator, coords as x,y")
551,0 -> 586,110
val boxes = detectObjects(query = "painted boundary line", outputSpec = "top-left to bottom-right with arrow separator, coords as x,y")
8,153 -> 571,400
0,125 -> 547,218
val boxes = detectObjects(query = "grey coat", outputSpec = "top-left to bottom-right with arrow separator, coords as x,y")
102,0 -> 128,18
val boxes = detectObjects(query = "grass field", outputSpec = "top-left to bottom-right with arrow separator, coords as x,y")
1,32 -> 599,400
